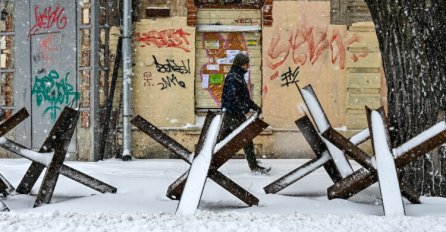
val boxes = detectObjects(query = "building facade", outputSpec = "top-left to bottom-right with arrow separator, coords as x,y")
0,0 -> 385,160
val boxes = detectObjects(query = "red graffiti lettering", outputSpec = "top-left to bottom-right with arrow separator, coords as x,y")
329,29 -> 346,69
29,5 -> 67,35
266,26 -> 367,75
292,27 -> 330,66
269,71 -> 279,80
263,85 -> 268,98
143,71 -> 155,87
136,29 -> 191,52
266,28 -> 292,72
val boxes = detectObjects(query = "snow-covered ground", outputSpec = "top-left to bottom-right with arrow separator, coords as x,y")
0,158 -> 445,231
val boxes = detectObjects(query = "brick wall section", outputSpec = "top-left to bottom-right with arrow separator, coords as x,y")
262,0 -> 273,26
187,0 -> 196,26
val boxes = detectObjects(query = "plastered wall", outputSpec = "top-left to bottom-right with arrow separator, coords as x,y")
132,18 -> 195,127
125,1 -> 384,158
131,17 -> 196,157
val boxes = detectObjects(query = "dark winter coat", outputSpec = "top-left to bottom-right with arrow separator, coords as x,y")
221,65 -> 260,117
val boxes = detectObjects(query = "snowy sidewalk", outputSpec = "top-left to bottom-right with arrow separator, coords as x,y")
0,158 -> 445,231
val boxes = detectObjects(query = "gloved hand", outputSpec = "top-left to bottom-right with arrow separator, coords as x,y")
257,113 -> 264,120
253,106 -> 263,119
252,105 -> 261,115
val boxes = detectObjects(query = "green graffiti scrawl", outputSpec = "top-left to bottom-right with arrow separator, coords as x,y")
32,70 -> 80,119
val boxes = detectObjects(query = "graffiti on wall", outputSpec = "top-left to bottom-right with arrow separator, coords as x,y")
147,56 -> 189,90
158,74 -> 186,90
266,26 -> 368,80
153,55 -> 191,74
136,29 -> 191,52
32,70 -> 80,119
29,4 -> 67,35
280,66 -> 300,87
143,71 -> 155,87
233,18 -> 259,25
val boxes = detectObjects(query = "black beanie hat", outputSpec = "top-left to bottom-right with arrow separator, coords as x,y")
233,53 -> 250,67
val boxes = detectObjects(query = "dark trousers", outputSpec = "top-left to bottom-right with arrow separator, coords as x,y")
217,113 -> 258,169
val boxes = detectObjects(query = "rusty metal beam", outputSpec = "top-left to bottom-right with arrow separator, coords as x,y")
325,107 -> 445,204
167,117 -> 267,198
0,199 -> 8,212
211,118 -> 269,168
34,148 -> 68,207
327,168 -> 421,204
322,127 -> 375,171
58,165 -> 117,193
296,115 -> 342,182
168,118 -> 268,199
167,112 -> 219,203
16,107 -> 79,194
0,137 -> 118,195
0,174 -> 13,197
195,111 -> 217,157
132,113 -> 265,206
0,107 -> 29,196
167,167 -> 259,206
130,115 -> 193,162
208,168 -> 259,206
263,115 -> 342,194
34,107 -> 80,207
0,107 -> 29,137
1,108 -> 117,202
395,130 -> 446,168
264,152 -> 330,194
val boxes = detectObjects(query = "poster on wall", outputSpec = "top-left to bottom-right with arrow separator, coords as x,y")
202,74 -> 209,89
209,74 -> 224,85
204,40 -> 220,49
226,50 -> 240,60
206,64 -> 219,71
199,32 -> 251,107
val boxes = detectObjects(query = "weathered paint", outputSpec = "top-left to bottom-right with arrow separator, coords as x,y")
4,1 -> 385,160
133,18 -> 195,128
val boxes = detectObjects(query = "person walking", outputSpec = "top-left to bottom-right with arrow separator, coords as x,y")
219,52 -> 270,174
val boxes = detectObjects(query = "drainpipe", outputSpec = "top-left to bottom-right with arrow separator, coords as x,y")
122,0 -> 133,161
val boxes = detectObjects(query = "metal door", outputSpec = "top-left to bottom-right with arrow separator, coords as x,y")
28,0 -> 78,149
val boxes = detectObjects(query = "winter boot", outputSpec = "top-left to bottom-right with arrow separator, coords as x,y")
249,161 -> 271,175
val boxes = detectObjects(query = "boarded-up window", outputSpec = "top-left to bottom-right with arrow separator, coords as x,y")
195,9 -> 262,110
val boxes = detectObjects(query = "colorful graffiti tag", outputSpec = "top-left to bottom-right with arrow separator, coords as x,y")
136,29 -> 191,52
29,4 -> 67,35
32,70 -> 80,119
